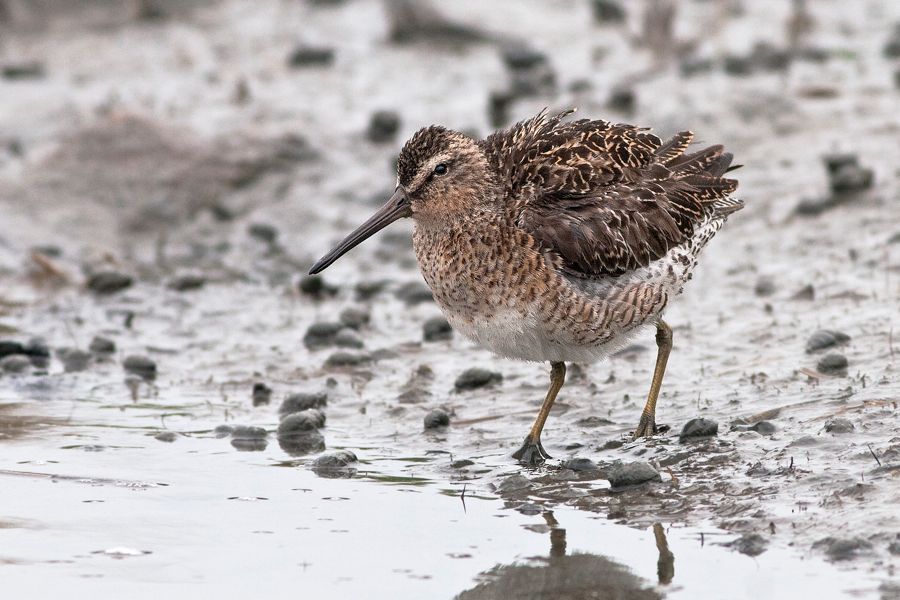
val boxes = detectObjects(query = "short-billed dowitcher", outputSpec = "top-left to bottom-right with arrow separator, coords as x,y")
310,110 -> 741,465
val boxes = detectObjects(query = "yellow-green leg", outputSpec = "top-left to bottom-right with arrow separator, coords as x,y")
513,361 -> 566,465
633,320 -> 673,439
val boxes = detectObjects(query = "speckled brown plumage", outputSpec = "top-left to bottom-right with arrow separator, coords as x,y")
310,109 -> 742,464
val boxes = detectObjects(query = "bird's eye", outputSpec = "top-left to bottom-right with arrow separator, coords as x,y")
433,163 -> 448,176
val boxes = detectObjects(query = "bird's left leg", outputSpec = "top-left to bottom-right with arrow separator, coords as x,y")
633,320 -> 672,439
513,361 -> 566,465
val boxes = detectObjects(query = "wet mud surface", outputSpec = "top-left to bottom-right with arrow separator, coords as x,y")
1,0 -> 899,598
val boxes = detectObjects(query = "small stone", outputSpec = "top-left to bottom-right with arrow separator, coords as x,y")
303,322 -> 343,349
751,421 -> 777,435
87,271 -> 133,294
89,336 -> 116,355
0,354 -> 31,373
279,392 -> 328,416
57,348 -> 91,373
497,473 -> 531,493
792,284 -> 815,301
354,280 -> 388,300
154,431 -> 177,443
680,57 -> 714,77
395,281 -> 433,305
298,275 -> 338,299
607,86 -> 636,114
339,307 -> 370,330
252,382 -> 272,406
824,417 -> 854,434
278,410 -> 326,437
723,54 -> 753,76
728,534 -> 768,557
0,340 -> 25,358
562,458 -> 600,472
451,459 -> 475,469
454,367 -> 503,391
813,537 -> 873,561
324,351 -> 371,368
367,110 -> 401,143
123,355 -> 157,380
247,223 -> 278,243
312,450 -> 357,470
590,0 -> 626,24
817,352 -> 848,375
287,45 -> 335,68
23,338 -> 50,358
230,425 -> 268,451
805,329 -> 850,353
213,425 -> 234,438
500,43 -> 556,96
277,427 -> 325,456
884,25 -> 900,58
1,62 -> 45,80
754,276 -> 776,297
423,317 -> 453,342
888,541 -> 900,556
167,274 -> 206,291
607,461 -> 661,488
334,328 -> 364,349
679,418 -> 719,442
576,416 -> 614,428
488,90 -> 514,128
423,408 -> 450,429
822,154 -> 873,194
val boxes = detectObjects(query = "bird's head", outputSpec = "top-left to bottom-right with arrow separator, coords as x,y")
309,125 -> 496,275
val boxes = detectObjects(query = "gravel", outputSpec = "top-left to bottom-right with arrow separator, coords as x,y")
679,418 -> 719,442
454,367 -> 503,391
805,330 -> 850,353
606,461 -> 661,487
423,408 -> 450,429
423,316 -> 453,342
87,271 -> 133,294
123,355 -> 157,380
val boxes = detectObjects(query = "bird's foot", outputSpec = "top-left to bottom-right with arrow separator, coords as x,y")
632,412 -> 658,440
512,435 -> 551,466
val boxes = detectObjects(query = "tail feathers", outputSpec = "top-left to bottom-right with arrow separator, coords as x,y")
712,197 -> 745,218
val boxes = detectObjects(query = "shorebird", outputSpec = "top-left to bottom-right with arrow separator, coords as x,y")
310,110 -> 741,465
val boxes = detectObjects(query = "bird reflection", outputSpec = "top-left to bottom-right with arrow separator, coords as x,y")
455,513 -> 675,599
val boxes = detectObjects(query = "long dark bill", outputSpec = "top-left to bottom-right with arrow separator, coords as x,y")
308,187 -> 410,275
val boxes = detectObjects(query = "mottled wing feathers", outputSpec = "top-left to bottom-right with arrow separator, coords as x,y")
480,110 -> 740,277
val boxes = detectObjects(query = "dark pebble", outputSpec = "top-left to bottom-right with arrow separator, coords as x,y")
213,424 -> 234,438
312,450 -> 357,470
750,42 -> 792,71
497,474 -> 531,493
823,154 -> 874,194
728,533 -> 768,557
502,44 -> 547,70
89,336 -> 116,355
324,352 -> 371,368
754,276 -> 776,297
792,284 -> 815,301
23,338 -> 50,358
679,417 -> 718,442
590,0 -> 626,24
1,62 -> 45,80
123,355 -> 157,380
277,428 -> 325,456
562,458 -> 600,472
287,45 -> 335,68
252,382 -> 272,406
488,90 -> 514,128
817,352 -> 848,375
423,316 -> 453,342
167,274 -> 206,291
339,307 -> 370,330
247,222 -> 278,243
723,54 -> 753,76
813,537 -> 873,561
680,57 -> 714,77
354,280 -> 389,300
367,110 -> 401,143
154,431 -> 177,443
0,340 -> 25,358
576,416 -> 614,428
298,275 -> 338,299
303,321 -> 343,349
607,461 -> 661,488
0,354 -> 31,373
607,86 -> 636,114
279,392 -> 328,416
751,421 -> 777,435
386,0 -> 488,45
454,367 -> 503,391
57,348 -> 91,373
423,408 -> 450,429
451,459 -> 474,469
888,541 -> 900,556
334,328 -> 364,349
884,24 -> 900,58
824,417 -> 854,434
87,271 -> 133,294
500,43 -> 556,96
805,329 -> 850,353
278,410 -> 327,435
395,281 -> 433,305
230,425 -> 268,451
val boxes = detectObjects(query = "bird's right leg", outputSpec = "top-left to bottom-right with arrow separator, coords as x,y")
513,361 -> 566,466
633,320 -> 673,439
